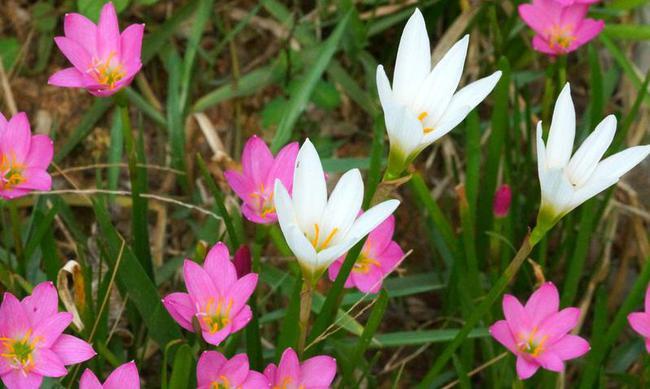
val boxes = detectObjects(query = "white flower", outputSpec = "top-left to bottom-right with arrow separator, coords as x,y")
536,83 -> 650,229
377,8 -> 502,179
274,139 -> 400,283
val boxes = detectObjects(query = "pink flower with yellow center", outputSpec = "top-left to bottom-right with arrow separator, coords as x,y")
0,282 -> 96,389
225,136 -> 299,224
0,112 -> 53,199
80,361 -> 140,389
264,348 -> 336,389
518,0 -> 604,56
162,242 -> 258,346
328,215 -> 404,294
627,284 -> 650,353
489,282 -> 590,379
196,351 -> 268,389
49,2 -> 143,96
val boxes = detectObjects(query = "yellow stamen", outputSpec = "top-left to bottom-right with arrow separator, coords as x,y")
517,327 -> 549,357
417,112 -> 434,134
417,112 -> 428,121
0,330 -> 40,373
320,228 -> 339,250
311,224 -> 339,251
201,298 -> 234,334
547,25 -> 576,51
353,255 -> 381,274
88,51 -> 126,89
0,153 -> 26,190
311,224 -> 320,248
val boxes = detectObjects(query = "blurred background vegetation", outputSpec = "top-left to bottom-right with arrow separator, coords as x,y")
1,0 -> 650,387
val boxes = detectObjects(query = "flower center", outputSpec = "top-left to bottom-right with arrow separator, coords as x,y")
87,51 -> 126,89
418,112 -> 434,134
0,331 -> 40,373
273,376 -> 306,389
310,224 -> 339,252
517,328 -> 548,357
0,153 -> 25,191
547,25 -> 576,52
200,298 -> 233,334
210,375 -> 233,389
353,251 -> 381,274
249,183 -> 276,219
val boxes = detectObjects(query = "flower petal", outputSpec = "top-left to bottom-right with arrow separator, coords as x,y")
203,242 -> 237,293
502,294 -> 530,335
548,334 -> 590,360
0,292 -> 29,337
566,115 -> 616,187
1,368 -> 43,389
524,282 -> 559,327
265,141 -> 299,192
292,139 -> 327,232
546,83 -> 576,169
63,13 -> 97,56
489,320 -> 518,354
242,135 -> 274,187
97,2 -> 120,58
535,351 -> 564,372
277,348 -> 301,385
21,281 -> 58,324
392,9 -> 431,106
2,112 -> 31,162
572,19 -> 604,49
183,259 -> 218,305
300,355 -> 337,386
516,356 -> 539,380
50,334 -> 96,365
32,348 -> 68,377
518,4 -> 554,36
226,273 -> 258,314
24,135 -> 54,170
319,169 -> 364,244
48,67 -> 88,88
104,361 -> 140,389
80,369 -> 103,389
222,354 -> 250,386
54,37 -> 92,71
120,23 -> 145,67
628,312 -> 650,338
346,200 -> 400,247
162,292 -> 195,332
33,312 -> 72,348
242,371 -> 269,389
274,180 -> 318,266
538,307 -> 580,343
197,351 -> 228,386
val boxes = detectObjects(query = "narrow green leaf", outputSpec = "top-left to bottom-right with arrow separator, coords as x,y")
168,344 -> 196,389
604,24 -> 650,41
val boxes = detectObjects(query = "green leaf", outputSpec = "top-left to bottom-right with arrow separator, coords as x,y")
168,344 -> 196,389
604,24 -> 650,41
270,11 -> 352,152
0,38 -> 20,70
77,0 -> 130,21
32,3 -> 57,32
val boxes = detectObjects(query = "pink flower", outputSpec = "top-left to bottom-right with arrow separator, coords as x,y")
489,282 -> 590,379
264,348 -> 336,389
493,184 -> 512,218
328,215 -> 404,293
197,351 -> 268,389
49,2 -> 143,96
225,136 -> 299,224
162,242 -> 258,346
80,361 -> 140,389
0,112 -> 53,199
0,282 -> 96,389
518,0 -> 604,56
627,284 -> 650,352
555,0 -> 599,5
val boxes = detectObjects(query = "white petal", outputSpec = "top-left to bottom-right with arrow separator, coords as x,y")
319,169 -> 364,246
274,180 -> 319,265
286,224 -> 319,266
415,35 -> 469,124
546,83 -> 576,169
292,139 -> 327,232
386,102 -> 424,158
423,71 -> 502,146
392,8 -> 431,106
317,239 -> 356,269
572,145 -> 650,207
274,179 -> 299,237
376,65 -> 393,109
345,199 -> 400,245
536,122 -> 548,189
540,168 -> 576,215
566,115 -> 616,187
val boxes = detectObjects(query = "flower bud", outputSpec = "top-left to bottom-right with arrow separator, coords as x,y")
493,184 -> 512,218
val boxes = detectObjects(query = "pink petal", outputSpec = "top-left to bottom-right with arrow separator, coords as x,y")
104,361 -> 140,389
367,215 -> 396,254
327,259 -> 343,283
300,355 -> 337,386
32,312 -> 72,348
162,292 -> 195,332
518,4 -> 554,36
227,273 -> 258,313
80,369 -> 103,389
183,259 -> 218,306
645,339 -> 650,353
264,141 -> 299,191
24,135 -> 54,170
32,348 -> 67,377
222,354 -> 250,386
524,282 -> 559,326
377,241 -> 405,273
277,348 -> 301,385
535,351 -> 564,372
628,312 -> 650,337
50,334 -> 97,365
559,4 -> 589,28
242,371 -> 270,389
263,363 -> 277,383
352,266 -> 383,294
230,305 -> 253,333
1,369 -> 43,389
21,281 -> 58,324
241,204 -> 276,224
489,320 -> 518,354
572,19 -> 604,48
242,136 -> 273,186
97,2 -> 120,59
502,294 -> 531,335
532,35 -> 559,56
63,13 -> 97,57
0,188 -> 30,200
201,324 -> 233,346
54,36 -> 92,71
17,168 -> 52,191
548,335 -> 590,360
203,242 -> 237,293
48,67 -> 88,88
0,293 -> 29,338
538,307 -> 580,343
0,112 -> 7,132
224,170 -> 255,203
1,112 -> 31,162
516,356 -> 539,380
120,24 -> 144,65
197,351 -> 228,386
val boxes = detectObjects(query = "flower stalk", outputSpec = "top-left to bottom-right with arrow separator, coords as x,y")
298,279 -> 314,355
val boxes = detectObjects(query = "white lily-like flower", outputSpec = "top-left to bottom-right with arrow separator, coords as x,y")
534,83 -> 650,240
274,139 -> 400,284
377,8 -> 502,180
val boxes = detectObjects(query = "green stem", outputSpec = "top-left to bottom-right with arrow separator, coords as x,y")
419,232 -> 539,388
557,55 -> 567,89
9,202 -> 24,274
298,281 -> 314,356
